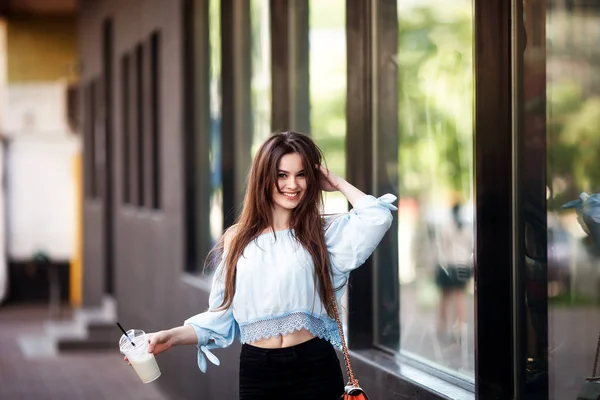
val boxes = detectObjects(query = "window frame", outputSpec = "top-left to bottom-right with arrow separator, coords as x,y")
183,0 -> 213,273
343,0 -> 521,398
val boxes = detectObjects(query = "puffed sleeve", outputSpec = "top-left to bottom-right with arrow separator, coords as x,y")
183,252 -> 238,373
325,194 -> 397,281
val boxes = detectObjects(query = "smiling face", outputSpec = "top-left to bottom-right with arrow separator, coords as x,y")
271,152 -> 307,214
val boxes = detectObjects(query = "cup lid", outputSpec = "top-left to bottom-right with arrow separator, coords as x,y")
119,329 -> 147,353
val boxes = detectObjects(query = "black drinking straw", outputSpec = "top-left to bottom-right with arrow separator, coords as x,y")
116,322 -> 136,347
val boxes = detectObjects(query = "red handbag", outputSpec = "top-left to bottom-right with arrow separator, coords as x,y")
332,297 -> 370,400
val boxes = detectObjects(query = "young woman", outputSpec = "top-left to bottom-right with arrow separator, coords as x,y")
125,131 -> 396,399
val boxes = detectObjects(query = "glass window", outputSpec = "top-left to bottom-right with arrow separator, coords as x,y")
184,0 -> 222,272
209,0 -> 223,245
250,0 -> 271,155
135,44 -> 144,207
376,0 -> 475,380
84,81 -> 97,199
150,31 -> 161,210
520,2 -> 600,399
121,54 -> 131,205
309,0 -> 347,214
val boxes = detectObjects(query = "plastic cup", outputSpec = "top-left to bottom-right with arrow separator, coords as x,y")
119,329 -> 161,383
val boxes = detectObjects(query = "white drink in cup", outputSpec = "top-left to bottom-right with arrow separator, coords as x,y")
119,329 -> 161,383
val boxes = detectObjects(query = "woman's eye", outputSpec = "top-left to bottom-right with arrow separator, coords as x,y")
278,173 -> 286,179
297,173 -> 305,178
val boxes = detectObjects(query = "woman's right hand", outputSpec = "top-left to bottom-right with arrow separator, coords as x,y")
147,330 -> 173,355
123,330 -> 173,366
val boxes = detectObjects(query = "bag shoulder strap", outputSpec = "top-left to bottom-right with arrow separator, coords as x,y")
587,331 -> 600,381
332,296 -> 359,387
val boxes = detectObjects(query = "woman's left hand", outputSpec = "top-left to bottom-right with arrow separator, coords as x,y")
318,165 -> 343,192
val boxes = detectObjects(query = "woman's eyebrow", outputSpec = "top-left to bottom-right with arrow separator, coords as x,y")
277,169 -> 305,174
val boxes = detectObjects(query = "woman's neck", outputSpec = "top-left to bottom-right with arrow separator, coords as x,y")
271,208 -> 291,231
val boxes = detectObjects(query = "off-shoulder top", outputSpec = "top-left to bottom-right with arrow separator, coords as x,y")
184,194 -> 397,372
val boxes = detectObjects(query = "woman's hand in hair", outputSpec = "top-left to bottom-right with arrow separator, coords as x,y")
318,165 -> 343,192
319,165 -> 367,207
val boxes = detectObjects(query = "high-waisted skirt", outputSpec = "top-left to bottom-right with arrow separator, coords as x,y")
239,337 -> 345,400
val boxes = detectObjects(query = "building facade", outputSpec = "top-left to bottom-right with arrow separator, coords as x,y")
0,3 -> 80,305
78,0 -> 600,399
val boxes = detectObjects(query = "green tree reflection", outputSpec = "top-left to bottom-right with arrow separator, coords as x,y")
397,5 -> 473,199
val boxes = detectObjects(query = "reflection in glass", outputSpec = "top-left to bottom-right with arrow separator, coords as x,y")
309,0 -> 347,214
250,0 -> 271,155
389,0 -> 475,379
209,0 -> 222,244
521,2 -> 600,399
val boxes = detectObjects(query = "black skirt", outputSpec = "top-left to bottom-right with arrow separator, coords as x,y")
239,337 -> 345,400
435,263 -> 473,289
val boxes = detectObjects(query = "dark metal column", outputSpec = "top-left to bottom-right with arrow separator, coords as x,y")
128,46 -> 139,207
345,0 -> 400,351
474,0 -> 517,397
269,0 -> 309,134
142,30 -> 153,209
288,0 -> 310,134
232,0 -> 253,208
372,0 -> 400,351
345,0 -> 374,349
270,0 -> 291,131
182,0 -> 212,270
102,18 -> 115,294
221,0 -> 252,225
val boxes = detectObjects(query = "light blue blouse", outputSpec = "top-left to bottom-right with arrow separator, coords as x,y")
184,193 -> 397,372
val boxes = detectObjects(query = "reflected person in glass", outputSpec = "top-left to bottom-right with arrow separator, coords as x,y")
434,201 -> 473,342
124,131 -> 397,399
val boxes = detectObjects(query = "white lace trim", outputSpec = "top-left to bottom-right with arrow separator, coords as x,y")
238,312 -> 342,348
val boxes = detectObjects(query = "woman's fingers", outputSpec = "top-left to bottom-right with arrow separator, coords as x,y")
147,331 -> 166,354
147,332 -> 157,353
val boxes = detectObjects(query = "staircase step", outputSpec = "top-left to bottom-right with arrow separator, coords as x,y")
87,322 -> 121,343
43,296 -> 118,353
57,338 -> 115,351
43,319 -> 86,341
75,297 -> 116,326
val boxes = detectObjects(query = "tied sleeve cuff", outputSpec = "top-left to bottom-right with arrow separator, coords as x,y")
353,193 -> 398,211
184,323 -> 221,373
196,343 -> 221,373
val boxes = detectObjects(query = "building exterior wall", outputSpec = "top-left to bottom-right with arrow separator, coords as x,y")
78,0 -> 106,308
7,15 -> 77,83
78,1 -> 234,397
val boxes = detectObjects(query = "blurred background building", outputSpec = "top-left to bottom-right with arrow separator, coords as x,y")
0,0 -> 79,306
0,0 -> 599,399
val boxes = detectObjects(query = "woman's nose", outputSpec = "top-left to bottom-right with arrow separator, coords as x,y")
286,178 -> 298,189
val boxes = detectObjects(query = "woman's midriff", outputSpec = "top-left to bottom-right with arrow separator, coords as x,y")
248,328 -> 316,349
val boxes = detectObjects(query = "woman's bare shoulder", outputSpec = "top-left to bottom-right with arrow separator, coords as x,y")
223,224 -> 239,250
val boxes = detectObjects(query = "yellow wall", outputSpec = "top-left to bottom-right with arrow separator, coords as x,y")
7,15 -> 77,83
70,153 -> 82,307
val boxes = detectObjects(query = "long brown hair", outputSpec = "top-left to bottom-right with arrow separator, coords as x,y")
212,131 -> 338,318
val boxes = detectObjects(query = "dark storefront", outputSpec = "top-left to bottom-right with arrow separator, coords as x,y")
79,0 -> 600,398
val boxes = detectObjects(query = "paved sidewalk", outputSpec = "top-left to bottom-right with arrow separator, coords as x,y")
0,304 -> 171,400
